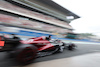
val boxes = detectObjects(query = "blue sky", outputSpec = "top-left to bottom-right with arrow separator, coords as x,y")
53,0 -> 100,36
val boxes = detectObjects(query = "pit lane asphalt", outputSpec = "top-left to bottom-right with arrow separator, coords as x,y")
0,43 -> 100,67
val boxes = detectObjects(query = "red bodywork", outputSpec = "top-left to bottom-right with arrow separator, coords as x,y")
0,36 -> 5,47
21,36 -> 54,51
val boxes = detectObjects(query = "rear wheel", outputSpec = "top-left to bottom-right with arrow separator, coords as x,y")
15,44 -> 37,64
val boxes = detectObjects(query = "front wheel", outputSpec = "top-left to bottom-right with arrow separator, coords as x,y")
68,43 -> 76,50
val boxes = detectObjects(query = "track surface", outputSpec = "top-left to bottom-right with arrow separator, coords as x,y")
0,43 -> 100,67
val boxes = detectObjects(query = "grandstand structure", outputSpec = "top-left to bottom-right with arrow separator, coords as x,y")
0,0 -> 80,37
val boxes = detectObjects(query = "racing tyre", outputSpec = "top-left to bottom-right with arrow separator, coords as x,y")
15,44 -> 37,64
68,43 -> 76,50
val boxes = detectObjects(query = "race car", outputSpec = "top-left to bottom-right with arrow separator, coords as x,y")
0,35 -> 76,64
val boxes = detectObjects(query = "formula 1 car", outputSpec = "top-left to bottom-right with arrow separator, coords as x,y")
0,35 -> 76,64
